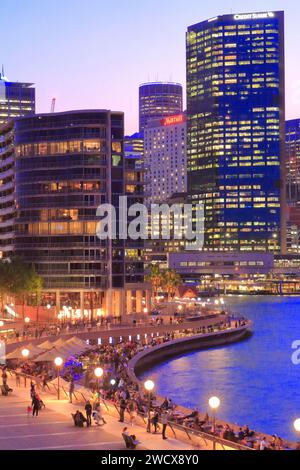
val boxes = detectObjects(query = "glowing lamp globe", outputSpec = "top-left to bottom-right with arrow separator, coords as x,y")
209,396 -> 221,410
144,380 -> 155,392
0,321 -> 4,327
54,357 -> 63,367
94,367 -> 104,378
24,317 -> 30,324
22,348 -> 30,358
294,418 -> 300,433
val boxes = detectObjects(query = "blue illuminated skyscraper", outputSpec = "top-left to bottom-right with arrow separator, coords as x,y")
186,11 -> 286,253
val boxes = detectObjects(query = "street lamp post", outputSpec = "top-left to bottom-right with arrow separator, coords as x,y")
94,367 -> 104,395
144,380 -> 155,433
21,348 -> 30,386
54,357 -> 63,400
209,396 -> 221,451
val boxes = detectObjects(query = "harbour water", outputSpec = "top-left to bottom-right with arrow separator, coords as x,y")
140,296 -> 300,441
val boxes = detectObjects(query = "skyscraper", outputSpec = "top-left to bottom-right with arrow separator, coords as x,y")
186,11 -> 286,253
0,68 -> 35,124
139,82 -> 183,132
144,114 -> 187,204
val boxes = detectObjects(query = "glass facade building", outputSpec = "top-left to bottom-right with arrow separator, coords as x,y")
14,110 -> 126,318
139,82 -> 183,132
186,11 -> 286,253
0,70 -> 35,124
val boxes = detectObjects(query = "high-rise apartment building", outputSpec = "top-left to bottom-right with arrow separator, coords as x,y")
186,11 -> 286,253
144,114 -> 187,205
13,110 -> 128,319
0,69 -> 35,124
139,82 -> 183,132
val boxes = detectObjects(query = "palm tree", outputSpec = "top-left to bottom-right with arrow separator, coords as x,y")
146,265 -> 164,301
162,269 -> 182,301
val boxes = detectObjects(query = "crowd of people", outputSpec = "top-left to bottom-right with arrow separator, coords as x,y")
2,316 -> 288,451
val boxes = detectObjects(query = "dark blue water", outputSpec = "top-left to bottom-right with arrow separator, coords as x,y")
140,296 -> 300,441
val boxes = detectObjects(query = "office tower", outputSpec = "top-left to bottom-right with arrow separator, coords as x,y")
186,11 -> 286,253
144,114 -> 187,205
0,120 -> 15,258
0,68 -> 35,124
139,82 -> 183,132
14,110 -> 128,319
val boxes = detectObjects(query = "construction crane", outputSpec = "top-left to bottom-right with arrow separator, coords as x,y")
50,97 -> 56,113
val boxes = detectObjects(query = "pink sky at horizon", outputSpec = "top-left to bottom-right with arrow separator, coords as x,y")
1,0 -> 299,134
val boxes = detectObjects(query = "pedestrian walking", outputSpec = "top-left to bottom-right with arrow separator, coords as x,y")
161,411 -> 169,440
119,398 -> 126,423
30,381 -> 36,400
32,393 -> 40,417
152,411 -> 160,434
93,402 -> 107,426
128,400 -> 137,427
15,370 -> 21,387
85,400 -> 93,427
69,377 -> 75,403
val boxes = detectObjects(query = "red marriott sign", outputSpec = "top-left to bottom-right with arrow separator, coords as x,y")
161,114 -> 186,126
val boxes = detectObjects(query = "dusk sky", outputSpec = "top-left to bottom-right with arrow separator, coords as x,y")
2,0 -> 299,134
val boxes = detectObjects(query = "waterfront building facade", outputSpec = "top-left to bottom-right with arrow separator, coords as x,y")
13,110 -> 150,320
139,82 -> 183,132
0,69 -> 35,124
186,11 -> 286,253
144,114 -> 187,205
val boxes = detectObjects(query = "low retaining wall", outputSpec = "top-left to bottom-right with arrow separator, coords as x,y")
128,323 -> 252,380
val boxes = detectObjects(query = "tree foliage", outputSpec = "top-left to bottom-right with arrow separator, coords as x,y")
0,257 -> 43,313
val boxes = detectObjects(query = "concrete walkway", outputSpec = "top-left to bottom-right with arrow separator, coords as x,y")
0,380 -> 207,451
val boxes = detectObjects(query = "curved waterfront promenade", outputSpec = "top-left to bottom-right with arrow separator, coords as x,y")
5,314 -> 229,353
2,319 -> 254,451
125,320 -> 295,450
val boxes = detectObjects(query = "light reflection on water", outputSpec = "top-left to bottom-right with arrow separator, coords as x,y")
140,296 -> 300,441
